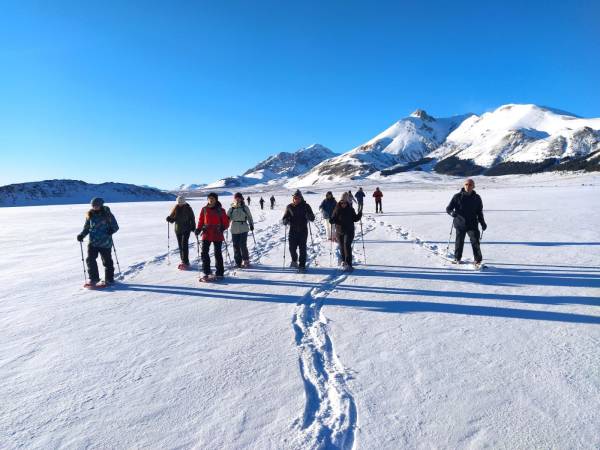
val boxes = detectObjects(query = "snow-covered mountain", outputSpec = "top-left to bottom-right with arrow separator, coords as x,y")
177,183 -> 207,191
289,110 -> 473,186
205,144 -> 336,189
0,180 -> 176,207
430,104 -> 600,175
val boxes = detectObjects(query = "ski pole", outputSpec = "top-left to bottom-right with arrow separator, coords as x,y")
444,221 -> 454,258
79,241 -> 87,283
308,221 -> 317,266
330,228 -> 333,267
167,222 -> 171,265
283,225 -> 287,268
251,229 -> 257,248
480,229 -> 484,241
112,241 -> 122,277
360,217 -> 366,264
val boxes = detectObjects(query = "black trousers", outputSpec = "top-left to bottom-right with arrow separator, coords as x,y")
87,244 -> 114,283
176,231 -> 191,265
454,228 -> 482,263
289,229 -> 308,268
337,231 -> 355,266
231,232 -> 249,266
357,201 -> 363,213
201,240 -> 224,276
375,199 -> 382,213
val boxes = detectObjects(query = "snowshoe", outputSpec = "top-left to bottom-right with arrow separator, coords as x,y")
241,260 -> 251,268
178,263 -> 191,270
290,261 -> 299,268
84,281 -> 107,289
214,275 -> 225,281
297,266 -> 307,274
199,275 -> 215,283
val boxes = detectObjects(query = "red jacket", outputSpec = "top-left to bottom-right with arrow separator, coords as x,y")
197,205 -> 230,241
373,190 -> 383,198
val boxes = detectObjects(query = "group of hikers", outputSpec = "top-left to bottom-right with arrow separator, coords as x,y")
246,195 -> 277,210
77,180 -> 486,287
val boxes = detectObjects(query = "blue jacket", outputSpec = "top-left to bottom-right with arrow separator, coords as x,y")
319,198 -> 337,219
80,206 -> 119,248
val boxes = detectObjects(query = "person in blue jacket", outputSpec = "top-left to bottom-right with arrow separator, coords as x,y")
319,191 -> 337,241
77,197 -> 119,285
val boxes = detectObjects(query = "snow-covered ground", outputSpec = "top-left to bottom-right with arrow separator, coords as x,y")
1,173 -> 599,449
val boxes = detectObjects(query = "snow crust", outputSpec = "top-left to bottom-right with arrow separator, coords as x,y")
1,172 -> 599,448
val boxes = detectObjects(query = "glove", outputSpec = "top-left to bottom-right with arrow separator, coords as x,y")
194,228 -> 201,236
282,219 -> 289,226
450,211 -> 457,217
249,225 -> 254,231
216,224 -> 222,233
201,225 -> 208,233
108,229 -> 114,235
329,218 -> 335,224
481,222 -> 487,231
77,234 -> 84,242
166,216 -> 174,223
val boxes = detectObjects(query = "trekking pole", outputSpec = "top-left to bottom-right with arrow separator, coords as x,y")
283,225 -> 287,268
196,234 -> 201,275
223,230 -> 233,267
360,217 -> 366,264
480,229 -> 484,241
444,221 -> 454,258
251,229 -> 257,248
330,230 -> 333,267
79,241 -> 87,283
308,221 -> 317,266
112,241 -> 122,277
167,222 -> 171,265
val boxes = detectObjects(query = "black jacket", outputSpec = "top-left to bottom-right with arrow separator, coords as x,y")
446,189 -> 486,231
282,201 -> 315,234
330,203 -> 362,235
167,204 -> 196,234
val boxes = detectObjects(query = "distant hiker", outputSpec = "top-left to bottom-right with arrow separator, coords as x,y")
445,178 -> 487,266
246,196 -> 251,205
270,195 -> 276,209
347,190 -> 356,206
319,191 -> 337,241
282,190 -> 315,272
330,192 -> 362,271
227,193 -> 254,268
195,192 -> 230,281
166,196 -> 196,269
355,187 -> 366,212
259,197 -> 265,210
373,187 -> 383,213
77,197 -> 119,287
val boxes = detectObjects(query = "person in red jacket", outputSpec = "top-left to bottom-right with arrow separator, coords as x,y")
195,192 -> 230,281
373,187 -> 383,213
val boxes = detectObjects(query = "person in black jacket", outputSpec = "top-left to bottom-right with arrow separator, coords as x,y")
282,190 -> 315,272
330,192 -> 362,271
166,196 -> 196,269
446,179 -> 487,265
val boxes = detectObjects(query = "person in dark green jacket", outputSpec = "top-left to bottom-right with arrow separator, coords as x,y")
166,196 -> 196,269
77,197 -> 119,285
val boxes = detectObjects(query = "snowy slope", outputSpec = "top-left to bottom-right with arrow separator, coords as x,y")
205,144 -> 336,189
1,173 -> 599,449
0,180 -> 175,207
431,104 -> 600,170
289,110 -> 472,186
177,183 -> 207,191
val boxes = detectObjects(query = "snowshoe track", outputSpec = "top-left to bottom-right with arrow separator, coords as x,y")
291,271 -> 357,450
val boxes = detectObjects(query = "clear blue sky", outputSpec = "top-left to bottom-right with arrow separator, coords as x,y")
1,0 -> 598,189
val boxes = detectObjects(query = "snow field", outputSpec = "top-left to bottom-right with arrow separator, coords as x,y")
1,178 -> 599,449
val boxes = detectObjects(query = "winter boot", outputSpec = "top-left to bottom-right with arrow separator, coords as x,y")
290,261 -> 298,268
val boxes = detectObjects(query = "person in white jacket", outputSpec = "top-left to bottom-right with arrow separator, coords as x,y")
227,192 -> 254,268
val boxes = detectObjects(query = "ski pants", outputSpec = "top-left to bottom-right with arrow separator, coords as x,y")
260,203 -> 264,210
325,219 -> 336,241
87,244 -> 114,283
289,229 -> 308,268
201,240 -> 224,276
357,201 -> 364,213
337,231 -> 355,266
231,232 -> 249,266
375,198 -> 382,213
176,231 -> 191,265
454,228 -> 482,263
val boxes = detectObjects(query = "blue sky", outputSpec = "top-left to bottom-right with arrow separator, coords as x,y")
1,0 -> 598,189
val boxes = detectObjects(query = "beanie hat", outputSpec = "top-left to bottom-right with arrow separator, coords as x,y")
292,189 -> 303,199
91,197 -> 104,207
207,192 -> 219,200
176,195 -> 186,205
234,192 -> 243,200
